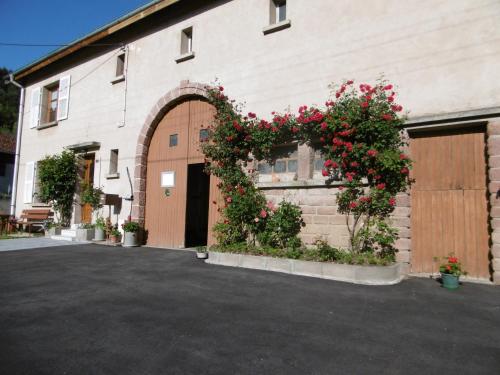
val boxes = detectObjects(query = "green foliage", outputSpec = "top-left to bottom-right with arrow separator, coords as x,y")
78,223 -> 95,229
0,67 -> 20,132
203,80 -> 411,254
37,150 -> 79,226
80,183 -> 103,213
95,217 -> 106,230
257,201 -> 304,248
211,240 -> 394,266
122,221 -> 140,232
438,255 -> 466,277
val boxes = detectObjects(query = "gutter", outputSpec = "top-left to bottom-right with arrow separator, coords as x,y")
6,74 -> 25,217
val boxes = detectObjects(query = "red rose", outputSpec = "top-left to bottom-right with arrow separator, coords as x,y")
401,167 -> 409,175
384,84 -> 393,90
361,102 -> 369,108
260,209 -> 267,218
350,161 -> 359,167
387,96 -> 394,103
389,197 -> 396,206
376,183 -> 386,190
324,159 -> 333,167
347,80 -> 354,85
331,161 -> 339,168
367,149 -> 378,157
399,153 -> 407,160
335,92 -> 341,98
226,197 -> 232,203
381,114 -> 393,121
226,136 -> 234,142
320,122 -> 328,131
349,202 -> 358,209
321,169 -> 329,177
320,137 -> 326,143
368,168 -> 375,175
248,112 -> 256,118
219,86 -> 224,91
448,257 -> 458,264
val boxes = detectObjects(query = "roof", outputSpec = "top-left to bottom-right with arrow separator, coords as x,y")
14,0 -> 180,81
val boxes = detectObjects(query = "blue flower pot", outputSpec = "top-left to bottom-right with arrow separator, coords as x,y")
441,273 -> 459,290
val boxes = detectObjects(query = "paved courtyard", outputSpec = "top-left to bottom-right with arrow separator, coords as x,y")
0,244 -> 499,375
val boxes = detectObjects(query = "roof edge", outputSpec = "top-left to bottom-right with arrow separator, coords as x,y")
14,0 -> 180,81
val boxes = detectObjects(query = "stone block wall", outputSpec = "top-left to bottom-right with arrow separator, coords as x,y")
487,119 -> 500,284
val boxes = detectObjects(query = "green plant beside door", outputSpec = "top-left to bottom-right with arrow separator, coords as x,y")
122,221 -> 140,247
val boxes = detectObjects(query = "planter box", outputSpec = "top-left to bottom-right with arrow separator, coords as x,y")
206,252 -> 402,285
45,227 -> 62,237
76,228 -> 95,241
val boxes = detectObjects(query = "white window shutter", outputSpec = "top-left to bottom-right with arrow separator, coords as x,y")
24,161 -> 35,203
57,75 -> 71,121
29,87 -> 41,128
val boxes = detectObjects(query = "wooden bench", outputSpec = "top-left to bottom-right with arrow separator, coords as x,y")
17,209 -> 53,233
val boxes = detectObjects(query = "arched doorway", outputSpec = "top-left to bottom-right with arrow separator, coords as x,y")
144,98 -> 221,248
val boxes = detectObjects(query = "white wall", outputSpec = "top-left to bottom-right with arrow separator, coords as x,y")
16,0 -> 500,223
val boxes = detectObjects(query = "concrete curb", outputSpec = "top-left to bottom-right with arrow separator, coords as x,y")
206,252 -> 403,285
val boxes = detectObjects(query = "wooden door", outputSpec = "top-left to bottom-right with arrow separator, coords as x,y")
410,128 -> 490,278
145,101 -> 190,248
145,99 -> 221,248
81,154 -> 95,224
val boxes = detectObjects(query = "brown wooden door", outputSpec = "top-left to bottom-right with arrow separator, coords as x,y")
410,128 -> 490,278
81,154 -> 95,224
145,99 -> 221,248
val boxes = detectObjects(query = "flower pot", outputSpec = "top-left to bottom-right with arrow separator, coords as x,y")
110,235 -> 121,244
196,252 -> 208,259
94,227 -> 106,241
123,231 -> 139,247
441,273 -> 460,290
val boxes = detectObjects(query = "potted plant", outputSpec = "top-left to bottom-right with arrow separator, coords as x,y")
43,220 -> 61,237
122,221 -> 140,247
109,227 -> 121,244
94,217 -> 106,241
76,223 -> 95,241
196,246 -> 208,259
439,255 -> 466,290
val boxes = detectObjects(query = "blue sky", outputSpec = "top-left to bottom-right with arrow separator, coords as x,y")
0,0 -> 153,71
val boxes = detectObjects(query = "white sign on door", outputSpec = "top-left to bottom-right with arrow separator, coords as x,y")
161,171 -> 175,187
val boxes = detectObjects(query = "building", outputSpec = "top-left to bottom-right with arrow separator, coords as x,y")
11,0 -> 500,283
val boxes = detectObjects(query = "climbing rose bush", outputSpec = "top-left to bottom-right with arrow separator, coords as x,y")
203,80 -> 411,256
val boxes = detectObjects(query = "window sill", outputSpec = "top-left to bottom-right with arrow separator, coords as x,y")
175,51 -> 195,63
110,75 -> 125,84
257,179 -> 344,189
105,173 -> 120,179
262,19 -> 291,35
37,121 -> 58,130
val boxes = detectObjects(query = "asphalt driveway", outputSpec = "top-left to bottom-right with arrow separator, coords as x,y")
0,244 -> 499,375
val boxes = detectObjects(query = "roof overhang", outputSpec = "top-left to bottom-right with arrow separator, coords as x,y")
14,0 -> 180,81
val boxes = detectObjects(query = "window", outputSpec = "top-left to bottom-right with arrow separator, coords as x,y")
263,0 -> 290,35
43,82 -> 59,124
199,129 -> 209,142
109,149 -> 119,174
116,53 -> 125,77
272,0 -> 286,23
313,145 -> 341,180
169,134 -> 178,147
181,27 -> 193,55
257,144 -> 298,175
30,75 -> 71,129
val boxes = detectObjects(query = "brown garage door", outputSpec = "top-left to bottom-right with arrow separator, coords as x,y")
145,99 -> 221,248
410,127 -> 490,279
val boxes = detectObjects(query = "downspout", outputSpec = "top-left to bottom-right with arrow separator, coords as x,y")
7,74 -> 25,217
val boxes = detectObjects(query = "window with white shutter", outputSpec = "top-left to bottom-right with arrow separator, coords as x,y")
29,87 -> 41,128
23,161 -> 35,203
57,75 -> 71,121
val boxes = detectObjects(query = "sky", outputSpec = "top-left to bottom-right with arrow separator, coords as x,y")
0,0 -> 153,72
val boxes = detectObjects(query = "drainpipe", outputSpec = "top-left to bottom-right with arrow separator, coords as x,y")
6,74 -> 25,217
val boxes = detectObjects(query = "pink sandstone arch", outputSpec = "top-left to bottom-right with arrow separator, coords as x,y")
131,80 -> 210,224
